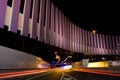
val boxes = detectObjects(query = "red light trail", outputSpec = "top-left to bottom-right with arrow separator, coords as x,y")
0,68 -> 51,79
73,68 -> 120,77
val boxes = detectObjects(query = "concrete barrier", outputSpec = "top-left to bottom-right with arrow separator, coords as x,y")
0,46 -> 50,69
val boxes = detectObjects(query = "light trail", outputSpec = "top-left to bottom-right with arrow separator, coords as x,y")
26,70 -> 54,80
0,68 -> 51,79
73,68 -> 120,77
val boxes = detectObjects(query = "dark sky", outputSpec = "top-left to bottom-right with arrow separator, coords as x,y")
51,0 -> 120,35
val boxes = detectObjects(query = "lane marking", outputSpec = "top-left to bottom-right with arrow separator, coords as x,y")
26,70 -> 54,80
60,72 -> 77,80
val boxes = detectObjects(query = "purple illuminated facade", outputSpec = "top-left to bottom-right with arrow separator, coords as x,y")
21,0 -> 31,36
0,0 -> 120,55
9,0 -> 21,33
0,0 -> 7,29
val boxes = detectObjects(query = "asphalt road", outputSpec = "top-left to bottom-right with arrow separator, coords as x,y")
2,69 -> 120,80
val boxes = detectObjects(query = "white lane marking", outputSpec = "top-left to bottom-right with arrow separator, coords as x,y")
60,73 -> 64,80
26,70 -> 54,80
60,72 -> 77,80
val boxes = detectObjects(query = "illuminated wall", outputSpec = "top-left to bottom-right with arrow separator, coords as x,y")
87,61 -> 109,68
0,46 -> 50,69
0,0 -> 120,55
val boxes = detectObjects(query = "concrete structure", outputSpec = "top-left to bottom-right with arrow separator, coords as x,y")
1,0 -> 119,55
0,0 -> 120,68
0,46 -> 50,69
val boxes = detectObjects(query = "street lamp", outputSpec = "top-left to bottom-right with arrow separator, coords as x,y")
60,56 -> 72,65
54,52 -> 61,66
92,30 -> 96,34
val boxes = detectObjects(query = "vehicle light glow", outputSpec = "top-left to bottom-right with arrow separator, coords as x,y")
62,65 -> 72,70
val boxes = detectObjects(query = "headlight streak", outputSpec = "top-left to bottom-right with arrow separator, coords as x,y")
62,65 -> 72,70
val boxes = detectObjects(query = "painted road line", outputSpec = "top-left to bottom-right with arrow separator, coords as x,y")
60,72 -> 77,80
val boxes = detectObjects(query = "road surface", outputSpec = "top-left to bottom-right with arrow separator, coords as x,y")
1,68 -> 120,80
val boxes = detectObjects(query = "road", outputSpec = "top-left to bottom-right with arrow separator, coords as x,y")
1,68 -> 120,80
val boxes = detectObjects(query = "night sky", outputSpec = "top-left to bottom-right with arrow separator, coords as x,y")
51,0 -> 120,35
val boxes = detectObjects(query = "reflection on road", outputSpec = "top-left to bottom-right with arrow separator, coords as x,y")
0,68 -> 120,80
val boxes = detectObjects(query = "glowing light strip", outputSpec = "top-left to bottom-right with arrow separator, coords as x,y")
0,69 -> 51,79
73,68 -> 120,77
